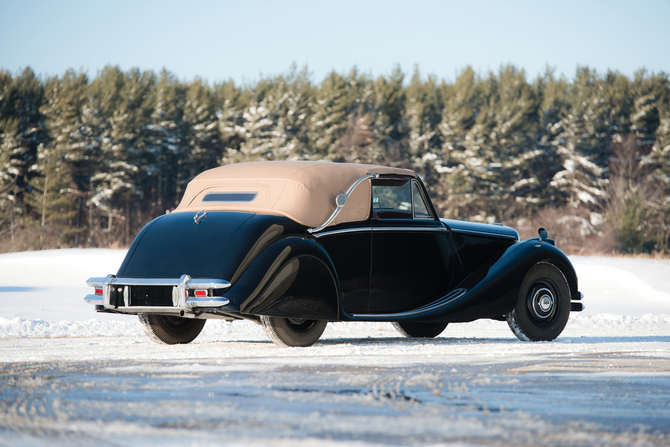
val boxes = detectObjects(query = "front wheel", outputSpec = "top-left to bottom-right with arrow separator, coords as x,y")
506,263 -> 570,341
138,314 -> 206,345
393,321 -> 448,338
260,316 -> 327,347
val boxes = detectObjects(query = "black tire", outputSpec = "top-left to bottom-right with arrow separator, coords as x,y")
506,263 -> 570,342
392,321 -> 448,338
260,316 -> 327,347
138,314 -> 206,345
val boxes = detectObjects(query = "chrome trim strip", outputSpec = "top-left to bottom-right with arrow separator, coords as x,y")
185,297 -> 230,308
372,226 -> 448,233
84,294 -> 103,304
86,276 -> 231,289
87,276 -> 111,287
352,288 -> 467,318
313,225 -> 448,237
312,227 -> 372,238
187,279 -> 231,289
450,228 -> 518,240
308,173 -> 380,234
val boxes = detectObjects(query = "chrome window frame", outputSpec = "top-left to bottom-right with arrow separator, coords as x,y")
410,179 -> 434,220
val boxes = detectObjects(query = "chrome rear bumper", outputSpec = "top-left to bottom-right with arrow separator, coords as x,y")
84,274 -> 231,313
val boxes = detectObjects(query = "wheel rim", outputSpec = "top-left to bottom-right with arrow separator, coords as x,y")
162,315 -> 192,330
286,318 -> 316,332
527,285 -> 556,322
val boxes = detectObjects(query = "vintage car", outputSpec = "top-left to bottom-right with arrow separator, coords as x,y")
85,161 -> 584,347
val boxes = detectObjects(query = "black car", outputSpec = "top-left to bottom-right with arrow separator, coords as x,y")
86,161 -> 583,347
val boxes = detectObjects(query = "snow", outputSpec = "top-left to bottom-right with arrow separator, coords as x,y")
1,249 -> 669,445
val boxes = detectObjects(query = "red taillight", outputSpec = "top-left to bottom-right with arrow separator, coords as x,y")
194,290 -> 208,297
95,287 -> 103,296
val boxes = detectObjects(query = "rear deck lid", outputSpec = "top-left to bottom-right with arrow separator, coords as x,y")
118,211 -> 254,278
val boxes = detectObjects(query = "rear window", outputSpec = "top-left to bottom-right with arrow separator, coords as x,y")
202,192 -> 257,203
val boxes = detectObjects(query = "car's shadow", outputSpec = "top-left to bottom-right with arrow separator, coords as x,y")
206,335 -> 670,347
313,335 -> 670,346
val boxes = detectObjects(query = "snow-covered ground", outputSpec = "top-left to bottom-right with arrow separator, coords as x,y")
1,249 -> 669,446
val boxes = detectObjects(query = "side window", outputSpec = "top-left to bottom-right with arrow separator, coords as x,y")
412,181 -> 433,219
372,179 -> 412,219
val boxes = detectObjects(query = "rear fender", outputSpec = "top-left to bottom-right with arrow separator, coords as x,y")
223,236 -> 339,320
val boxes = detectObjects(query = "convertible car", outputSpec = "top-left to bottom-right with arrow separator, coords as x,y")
85,161 -> 583,347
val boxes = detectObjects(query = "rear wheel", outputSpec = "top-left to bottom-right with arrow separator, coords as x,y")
506,263 -> 570,341
138,314 -> 206,345
260,316 -> 327,347
393,321 -> 448,338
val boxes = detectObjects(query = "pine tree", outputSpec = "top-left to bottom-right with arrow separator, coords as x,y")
646,73 -> 670,249
183,78 -> 220,180
631,70 -> 664,147
215,79 -> 247,165
434,66 -> 484,219
536,68 -> 570,206
0,68 -> 48,232
88,67 -> 154,244
549,67 -> 610,208
25,70 -> 89,246
311,68 -> 374,160
372,67 -> 407,165
488,67 -> 546,219
228,68 -> 315,163
406,69 -> 444,190
145,69 -> 187,213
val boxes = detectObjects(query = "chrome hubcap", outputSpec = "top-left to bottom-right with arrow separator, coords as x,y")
539,295 -> 553,311
530,287 -> 555,320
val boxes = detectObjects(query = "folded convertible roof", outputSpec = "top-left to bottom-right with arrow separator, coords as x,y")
175,161 -> 416,228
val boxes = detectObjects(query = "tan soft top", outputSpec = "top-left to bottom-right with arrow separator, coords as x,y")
175,161 -> 416,228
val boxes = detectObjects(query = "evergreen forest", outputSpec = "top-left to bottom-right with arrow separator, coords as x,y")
1,65 -> 669,255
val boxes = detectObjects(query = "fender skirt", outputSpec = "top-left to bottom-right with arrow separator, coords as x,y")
222,236 -> 340,321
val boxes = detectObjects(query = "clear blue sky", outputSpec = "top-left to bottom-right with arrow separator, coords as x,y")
1,0 -> 669,84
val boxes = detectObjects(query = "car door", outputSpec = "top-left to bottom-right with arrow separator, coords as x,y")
315,222 -> 372,315
368,177 -> 453,314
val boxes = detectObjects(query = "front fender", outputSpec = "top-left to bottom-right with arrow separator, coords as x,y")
442,239 -> 578,322
222,236 -> 339,320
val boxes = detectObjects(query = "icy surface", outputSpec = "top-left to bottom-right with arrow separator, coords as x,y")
1,249 -> 669,445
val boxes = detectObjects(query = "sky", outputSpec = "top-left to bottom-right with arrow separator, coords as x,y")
1,0 -> 669,85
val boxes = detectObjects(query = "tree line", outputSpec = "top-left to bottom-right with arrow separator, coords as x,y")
1,65 -> 669,254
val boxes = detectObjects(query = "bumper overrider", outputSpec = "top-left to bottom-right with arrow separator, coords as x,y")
84,274 -> 231,315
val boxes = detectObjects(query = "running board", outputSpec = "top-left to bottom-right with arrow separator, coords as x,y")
351,288 -> 467,319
